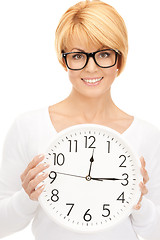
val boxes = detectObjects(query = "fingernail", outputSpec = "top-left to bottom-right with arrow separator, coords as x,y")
140,182 -> 144,187
40,185 -> 45,191
38,154 -> 44,159
43,172 -> 48,177
43,163 -> 50,168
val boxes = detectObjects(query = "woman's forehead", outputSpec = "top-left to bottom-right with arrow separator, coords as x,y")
65,35 -> 105,52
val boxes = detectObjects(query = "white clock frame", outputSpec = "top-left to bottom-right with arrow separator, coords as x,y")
38,124 -> 142,233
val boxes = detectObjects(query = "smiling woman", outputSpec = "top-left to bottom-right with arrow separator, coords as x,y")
60,36 -> 119,100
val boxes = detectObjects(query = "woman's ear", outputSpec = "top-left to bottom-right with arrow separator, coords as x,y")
117,55 -> 121,72
62,57 -> 68,72
64,66 -> 68,72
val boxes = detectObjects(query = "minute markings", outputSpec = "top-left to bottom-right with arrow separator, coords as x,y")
43,127 -> 139,231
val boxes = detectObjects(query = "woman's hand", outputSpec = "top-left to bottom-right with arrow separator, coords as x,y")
134,156 -> 149,210
20,154 -> 49,201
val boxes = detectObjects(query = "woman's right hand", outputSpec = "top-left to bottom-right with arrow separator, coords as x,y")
20,154 -> 49,201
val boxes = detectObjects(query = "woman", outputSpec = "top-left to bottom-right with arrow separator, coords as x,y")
0,0 -> 159,239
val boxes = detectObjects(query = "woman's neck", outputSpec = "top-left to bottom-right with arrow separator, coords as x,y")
64,88 -> 119,123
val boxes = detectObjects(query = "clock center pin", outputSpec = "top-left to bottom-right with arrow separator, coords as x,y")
86,175 -> 91,181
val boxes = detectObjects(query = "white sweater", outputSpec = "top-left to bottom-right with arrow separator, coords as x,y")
0,107 -> 160,240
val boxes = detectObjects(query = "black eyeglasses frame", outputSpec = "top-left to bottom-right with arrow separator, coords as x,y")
62,49 -> 120,71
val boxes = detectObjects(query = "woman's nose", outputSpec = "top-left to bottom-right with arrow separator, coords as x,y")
85,57 -> 99,72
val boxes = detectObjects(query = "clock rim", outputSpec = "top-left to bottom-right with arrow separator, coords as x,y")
38,123 -> 142,233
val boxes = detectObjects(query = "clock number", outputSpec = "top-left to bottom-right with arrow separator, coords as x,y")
117,192 -> 125,203
68,140 -> 78,152
66,203 -> 74,216
121,173 -> 129,186
119,155 -> 127,167
53,153 -> 65,166
83,209 -> 92,222
49,171 -> 57,184
107,141 -> 110,153
102,204 -> 110,217
84,136 -> 96,149
51,189 -> 59,202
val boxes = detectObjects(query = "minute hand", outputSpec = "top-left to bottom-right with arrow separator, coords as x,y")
91,177 -> 123,181
55,172 -> 102,181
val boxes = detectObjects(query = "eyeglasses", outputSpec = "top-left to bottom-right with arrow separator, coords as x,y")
62,49 -> 120,71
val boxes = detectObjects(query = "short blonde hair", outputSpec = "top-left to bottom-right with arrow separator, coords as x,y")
55,0 -> 128,76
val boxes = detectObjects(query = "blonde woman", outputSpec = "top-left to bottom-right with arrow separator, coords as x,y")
0,1 -> 160,239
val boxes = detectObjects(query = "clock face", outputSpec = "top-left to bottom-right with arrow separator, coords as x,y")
38,124 -> 142,233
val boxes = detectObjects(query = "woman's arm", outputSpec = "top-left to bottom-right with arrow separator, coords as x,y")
0,118 -> 38,238
130,143 -> 160,240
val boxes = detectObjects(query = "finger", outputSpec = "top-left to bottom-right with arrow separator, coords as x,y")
140,167 -> 149,184
133,202 -> 141,210
21,162 -> 49,191
140,156 -> 146,168
26,162 -> 50,183
27,172 -> 49,196
133,181 -> 148,210
139,182 -> 148,195
133,193 -> 142,210
21,154 -> 45,181
30,184 -> 45,201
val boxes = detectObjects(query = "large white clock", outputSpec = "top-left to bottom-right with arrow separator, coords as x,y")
38,124 -> 142,233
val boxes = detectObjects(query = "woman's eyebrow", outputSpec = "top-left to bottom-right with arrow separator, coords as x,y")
71,48 -> 85,52
71,46 -> 108,52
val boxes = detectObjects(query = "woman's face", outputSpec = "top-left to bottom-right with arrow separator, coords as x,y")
65,37 -> 118,99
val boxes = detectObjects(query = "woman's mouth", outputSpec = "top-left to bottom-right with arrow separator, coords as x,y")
81,77 -> 103,86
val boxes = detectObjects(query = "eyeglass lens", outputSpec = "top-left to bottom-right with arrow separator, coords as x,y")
66,50 -> 116,70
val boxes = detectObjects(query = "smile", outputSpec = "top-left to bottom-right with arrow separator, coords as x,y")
81,77 -> 103,83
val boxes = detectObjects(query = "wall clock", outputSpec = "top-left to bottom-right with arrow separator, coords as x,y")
38,124 -> 142,233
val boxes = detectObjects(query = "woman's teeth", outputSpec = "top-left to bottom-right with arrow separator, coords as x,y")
82,77 -> 103,83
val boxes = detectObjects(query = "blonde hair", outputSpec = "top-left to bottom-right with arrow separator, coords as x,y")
55,0 -> 128,76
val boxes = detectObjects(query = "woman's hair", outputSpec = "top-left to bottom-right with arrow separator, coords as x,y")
55,0 -> 128,76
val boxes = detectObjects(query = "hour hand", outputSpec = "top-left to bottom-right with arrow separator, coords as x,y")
91,177 -> 123,181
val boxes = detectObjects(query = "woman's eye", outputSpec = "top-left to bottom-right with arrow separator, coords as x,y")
72,54 -> 83,60
99,52 -> 110,58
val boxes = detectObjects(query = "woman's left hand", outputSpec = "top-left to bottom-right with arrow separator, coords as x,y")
134,156 -> 149,210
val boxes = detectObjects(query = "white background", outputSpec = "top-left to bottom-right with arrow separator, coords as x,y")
0,0 -> 160,239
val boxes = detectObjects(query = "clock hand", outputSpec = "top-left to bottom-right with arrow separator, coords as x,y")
56,171 -> 85,179
91,177 -> 124,181
88,148 -> 95,177
51,171 -> 103,181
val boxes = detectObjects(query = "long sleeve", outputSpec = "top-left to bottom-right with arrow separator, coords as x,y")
130,140 -> 160,240
0,118 -> 38,238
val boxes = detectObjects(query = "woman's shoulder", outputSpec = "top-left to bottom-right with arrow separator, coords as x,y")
15,106 -> 47,124
11,106 -> 48,134
132,116 -> 160,143
134,117 -> 160,131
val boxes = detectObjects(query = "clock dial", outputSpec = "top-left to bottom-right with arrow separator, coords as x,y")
38,124 -> 142,233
